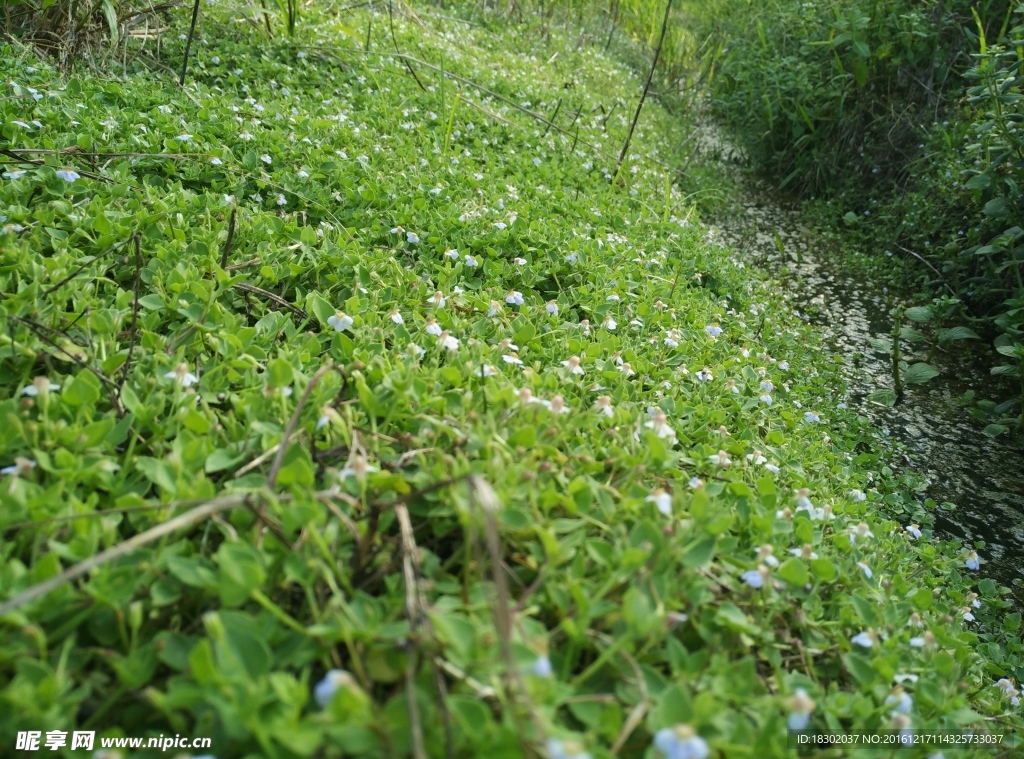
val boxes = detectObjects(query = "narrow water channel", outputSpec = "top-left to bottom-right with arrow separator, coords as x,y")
696,139 -> 1024,598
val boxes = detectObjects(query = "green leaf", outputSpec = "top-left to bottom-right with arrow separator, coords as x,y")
449,697 -> 491,739
910,587 -> 933,610
656,683 -> 693,725
309,293 -> 335,323
680,535 -> 717,568
810,558 -> 836,582
715,602 -> 760,636
983,423 -> 1009,437
937,326 -> 980,342
63,370 -> 102,407
904,362 -> 939,384
266,357 -> 294,388
965,173 -> 991,190
868,337 -> 892,353
851,594 -> 877,625
903,306 -> 933,322
984,197 -> 1010,217
899,327 -> 926,343
842,652 -> 877,686
864,391 -> 897,407
777,558 -> 808,586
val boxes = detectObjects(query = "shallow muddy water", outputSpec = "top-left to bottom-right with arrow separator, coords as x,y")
698,149 -> 1024,596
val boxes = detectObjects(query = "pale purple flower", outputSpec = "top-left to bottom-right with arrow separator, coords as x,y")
653,725 -> 709,759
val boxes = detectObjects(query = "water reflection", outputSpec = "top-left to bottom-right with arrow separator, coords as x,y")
709,192 -> 1024,597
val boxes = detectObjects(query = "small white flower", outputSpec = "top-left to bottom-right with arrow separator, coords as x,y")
759,393 -> 773,405
886,688 -> 913,715
3,170 -> 27,180
211,157 -> 223,166
695,368 -> 713,382
764,463 -> 780,473
850,489 -> 867,502
428,291 -> 446,308
408,344 -> 426,357
790,545 -> 819,560
644,413 -> 676,444
709,450 -> 731,467
55,169 -> 80,182
857,561 -> 873,579
688,477 -> 704,489
562,356 -> 585,375
546,301 -> 559,315
260,154 -> 272,165
464,255 -> 478,267
757,545 -> 780,567
804,411 -> 821,423
705,323 -> 722,337
389,310 -> 404,325
646,489 -> 672,516
533,157 -> 542,167
165,363 -> 199,387
779,361 -> 790,371
848,522 -> 874,546
0,457 -> 36,477
505,290 -> 524,306
602,315 -> 617,331
438,331 -> 459,351
175,133 -> 193,141
514,257 -> 527,266
276,194 -> 287,206
965,551 -> 980,570
479,364 -> 497,377
328,312 -> 354,332
851,631 -> 874,648
788,689 -> 816,731
407,231 -> 420,244
619,362 -> 634,376
21,377 -> 60,396
593,395 -> 613,417
565,252 -> 578,263
503,353 -> 524,365
444,248 -> 459,260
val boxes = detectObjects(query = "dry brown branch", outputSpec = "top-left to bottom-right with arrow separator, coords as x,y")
232,282 -> 308,319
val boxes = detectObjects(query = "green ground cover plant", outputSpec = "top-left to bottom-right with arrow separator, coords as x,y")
2,1 -> 1024,757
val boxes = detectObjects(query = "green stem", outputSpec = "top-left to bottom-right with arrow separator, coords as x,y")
251,589 -> 308,635
891,305 -> 904,400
